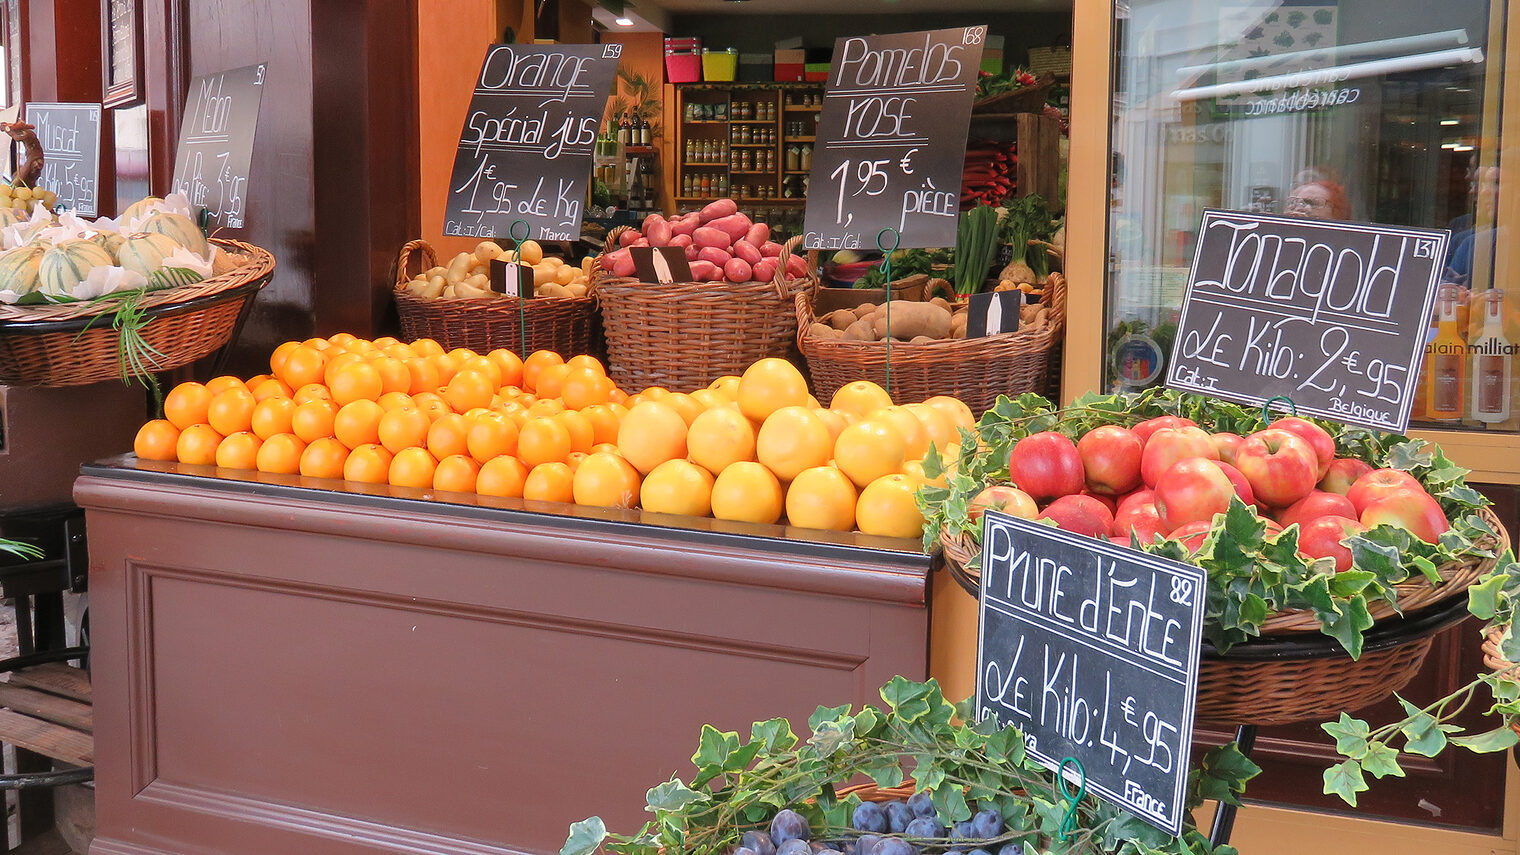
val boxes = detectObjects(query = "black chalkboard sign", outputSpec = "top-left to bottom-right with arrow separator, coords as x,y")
26,102 -> 101,217
443,43 -> 621,243
170,63 -> 267,231
975,511 -> 1205,837
1167,210 -> 1448,433
801,27 -> 986,251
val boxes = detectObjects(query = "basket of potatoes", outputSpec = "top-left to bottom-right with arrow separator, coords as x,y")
796,272 -> 1065,414
393,238 -> 598,357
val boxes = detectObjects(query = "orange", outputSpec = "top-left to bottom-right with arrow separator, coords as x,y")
875,405 -> 930,460
383,342 -> 418,361
486,349 -> 525,390
581,404 -> 623,446
432,454 -> 481,493
294,383 -> 332,405
322,351 -> 365,386
278,344 -> 328,389
856,474 -> 926,539
343,444 -> 393,484
522,350 -> 565,392
833,418 -> 908,488
404,357 -> 442,395
446,347 -> 480,365
708,375 -> 742,400
458,355 -> 504,388
377,391 -> 415,412
476,456 -> 529,498
205,375 -> 249,396
924,396 -> 976,434
523,462 -> 575,503
566,354 -> 605,375
207,388 -> 257,436
215,431 -> 262,469
268,340 -> 301,377
428,352 -> 459,385
686,407 -> 756,475
388,447 -> 438,489
175,424 -> 223,465
371,356 -> 412,395
663,393 -> 704,426
785,466 -> 857,531
373,336 -> 401,349
591,442 -> 620,454
412,393 -> 453,422
163,382 -> 214,430
608,388 -> 628,405
467,412 -> 520,463
905,403 -> 957,456
410,337 -> 445,358
304,336 -> 337,352
245,374 -> 272,389
830,380 -> 894,418
560,368 -> 612,409
565,451 -> 588,473
444,369 -> 495,413
755,406 -> 832,482
689,389 -> 727,410
333,399 -> 385,449
640,459 -> 715,517
525,398 -> 565,419
133,419 -> 181,461
710,462 -> 784,525
556,410 -> 594,454
518,417 -> 572,468
378,406 -> 432,454
900,459 -> 945,489
426,413 -> 472,460
329,361 -> 384,406
616,401 -> 688,474
327,332 -> 359,349
814,408 -> 848,445
737,358 -> 809,422
249,377 -> 294,403
623,393 -> 644,410
291,399 -> 339,443
534,363 -> 571,399
639,386 -> 671,402
256,433 -> 307,475
572,452 -> 641,508
250,397 -> 298,440
299,437 -> 349,479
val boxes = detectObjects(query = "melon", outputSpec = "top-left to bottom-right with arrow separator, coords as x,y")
0,207 -> 30,230
140,211 -> 208,257
148,266 -> 204,292
121,196 -> 163,224
0,244 -> 45,296
90,230 -> 125,260
39,239 -> 115,297
116,232 -> 182,279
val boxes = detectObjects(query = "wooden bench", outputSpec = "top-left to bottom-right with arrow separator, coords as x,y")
0,652 -> 93,789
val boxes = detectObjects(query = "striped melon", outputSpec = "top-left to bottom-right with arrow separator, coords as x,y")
121,196 -> 163,223
90,230 -> 125,260
0,244 -> 45,295
39,239 -> 115,297
148,266 -> 204,292
140,211 -> 208,257
116,233 -> 182,279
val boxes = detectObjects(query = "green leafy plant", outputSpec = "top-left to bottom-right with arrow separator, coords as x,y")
916,389 -> 1497,658
0,537 -> 42,560
952,206 -> 1001,295
561,677 -> 1258,855
855,249 -> 938,289
608,67 -> 663,140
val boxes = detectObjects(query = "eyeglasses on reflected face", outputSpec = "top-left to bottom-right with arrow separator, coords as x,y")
1286,196 -> 1329,209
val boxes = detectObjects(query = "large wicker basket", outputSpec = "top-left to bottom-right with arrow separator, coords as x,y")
798,274 -> 1065,413
392,239 -> 596,357
1481,624 -> 1520,737
0,238 -> 274,387
592,231 -> 807,391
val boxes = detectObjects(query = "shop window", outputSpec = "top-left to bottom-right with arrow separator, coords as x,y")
1106,1 -> 1515,433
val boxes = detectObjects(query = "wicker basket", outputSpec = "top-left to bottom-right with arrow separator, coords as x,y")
392,239 -> 596,357
0,238 -> 274,387
591,232 -> 808,392
971,73 -> 1057,115
798,274 -> 1065,413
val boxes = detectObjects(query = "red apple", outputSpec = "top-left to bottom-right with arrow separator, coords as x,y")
1154,458 -> 1237,531
1078,425 -> 1144,495
969,485 -> 1038,521
1037,494 -> 1112,538
1168,520 -> 1214,553
1007,431 -> 1085,502
1140,426 -> 1219,487
1271,416 -> 1336,477
1132,416 -> 1198,446
1209,432 -> 1247,466
1236,429 -> 1319,508
1111,500 -> 1165,543
1109,535 -> 1132,545
1116,488 -> 1156,516
1214,460 -> 1256,506
1318,458 -> 1375,496
1277,490 -> 1358,529
1360,487 -> 1450,544
1080,489 -> 1119,515
1346,468 -> 1422,516
1263,518 -> 1285,538
1299,515 -> 1367,572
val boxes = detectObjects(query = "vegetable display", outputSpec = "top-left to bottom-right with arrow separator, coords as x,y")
599,200 -> 808,284
807,298 -> 1052,344
399,239 -> 595,300
951,206 -> 1000,296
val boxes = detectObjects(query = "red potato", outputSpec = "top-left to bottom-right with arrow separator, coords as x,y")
724,258 -> 754,282
785,254 -> 809,278
619,229 -> 641,248
669,233 -> 693,249
688,260 -> 721,281
744,222 -> 770,245
669,217 -> 698,237
733,240 -> 763,265
709,214 -> 753,243
698,246 -> 732,266
629,236 -> 649,248
612,254 -> 637,278
641,213 -> 667,233
683,242 -> 700,261
752,259 -> 778,282
693,226 -> 731,249
600,248 -> 629,272
700,199 -> 739,222
761,241 -> 784,257
645,219 -> 673,246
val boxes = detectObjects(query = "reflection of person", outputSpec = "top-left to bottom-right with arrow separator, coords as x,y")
1285,180 -> 1350,219
1447,166 -> 1500,285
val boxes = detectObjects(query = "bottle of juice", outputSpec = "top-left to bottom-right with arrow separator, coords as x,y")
1426,283 -> 1467,422
1471,289 -> 1513,424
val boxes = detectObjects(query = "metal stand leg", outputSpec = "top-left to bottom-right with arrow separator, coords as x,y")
1209,724 -> 1258,848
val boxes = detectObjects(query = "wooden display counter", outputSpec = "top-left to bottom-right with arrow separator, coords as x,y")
75,459 -> 931,855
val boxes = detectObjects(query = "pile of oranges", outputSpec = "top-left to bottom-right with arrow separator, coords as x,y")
133,335 -> 975,539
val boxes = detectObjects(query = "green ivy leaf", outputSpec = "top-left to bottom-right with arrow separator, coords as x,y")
1359,743 -> 1405,779
1398,699 -> 1448,757
808,704 -> 851,732
809,718 -> 856,756
1386,440 -> 1433,471
1321,713 -> 1372,757
751,718 -> 798,753
561,817 -> 607,855
1469,573 -> 1508,620
863,756 -> 905,789
1320,595 -> 1374,658
1450,726 -> 1520,753
1328,570 -> 1378,599
931,782 -> 972,823
881,676 -> 934,723
646,779 -> 706,812
691,725 -> 742,777
1323,760 -> 1369,806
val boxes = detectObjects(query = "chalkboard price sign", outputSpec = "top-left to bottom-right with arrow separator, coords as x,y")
170,63 -> 267,230
26,102 -> 101,217
801,27 -> 985,251
975,512 -> 1205,837
1167,210 -> 1448,433
443,43 -> 621,243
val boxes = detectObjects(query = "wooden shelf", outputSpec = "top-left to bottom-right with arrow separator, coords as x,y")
730,119 -> 775,124
785,136 -> 816,142
784,170 -> 810,175
682,162 -> 728,167
784,106 -> 819,111
675,196 -> 807,203
731,170 -> 771,175
730,143 -> 772,148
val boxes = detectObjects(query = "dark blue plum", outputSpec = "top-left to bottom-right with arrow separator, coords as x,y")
970,809 -> 1003,841
876,839 -> 916,855
856,834 -> 882,855
906,792 -> 936,819
885,801 -> 913,834
743,832 -> 776,855
996,846 -> 1023,855
771,811 -> 812,846
734,848 -> 758,855
968,848 -> 993,855
852,802 -> 888,834
842,844 -> 857,855
951,822 -> 977,841
778,839 -> 811,855
903,818 -> 946,840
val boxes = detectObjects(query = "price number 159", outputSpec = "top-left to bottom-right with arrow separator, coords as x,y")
830,159 -> 890,227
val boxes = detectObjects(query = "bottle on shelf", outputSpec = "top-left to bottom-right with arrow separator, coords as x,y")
639,115 -> 651,146
1471,289 -> 1513,424
618,113 -> 630,146
1426,283 -> 1468,422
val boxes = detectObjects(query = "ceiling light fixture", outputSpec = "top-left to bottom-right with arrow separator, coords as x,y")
1440,118 -> 1459,125
614,15 -> 634,25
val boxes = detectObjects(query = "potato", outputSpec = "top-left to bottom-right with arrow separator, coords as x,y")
929,297 -> 952,311
555,265 -> 578,286
445,252 -> 472,284
421,278 -> 445,299
518,240 -> 544,265
951,313 -> 968,335
468,264 -> 488,279
538,282 -> 572,298
581,256 -> 595,277
456,281 -> 493,299
871,302 -> 952,340
808,322 -> 834,339
533,264 -> 556,287
567,282 -> 589,297
475,241 -> 504,262
910,335 -> 936,344
826,309 -> 857,330
425,266 -> 446,278
442,284 -> 456,299
405,279 -> 426,296
855,302 -> 879,317
843,318 -> 877,341
1020,304 -> 1039,324
543,256 -> 564,268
